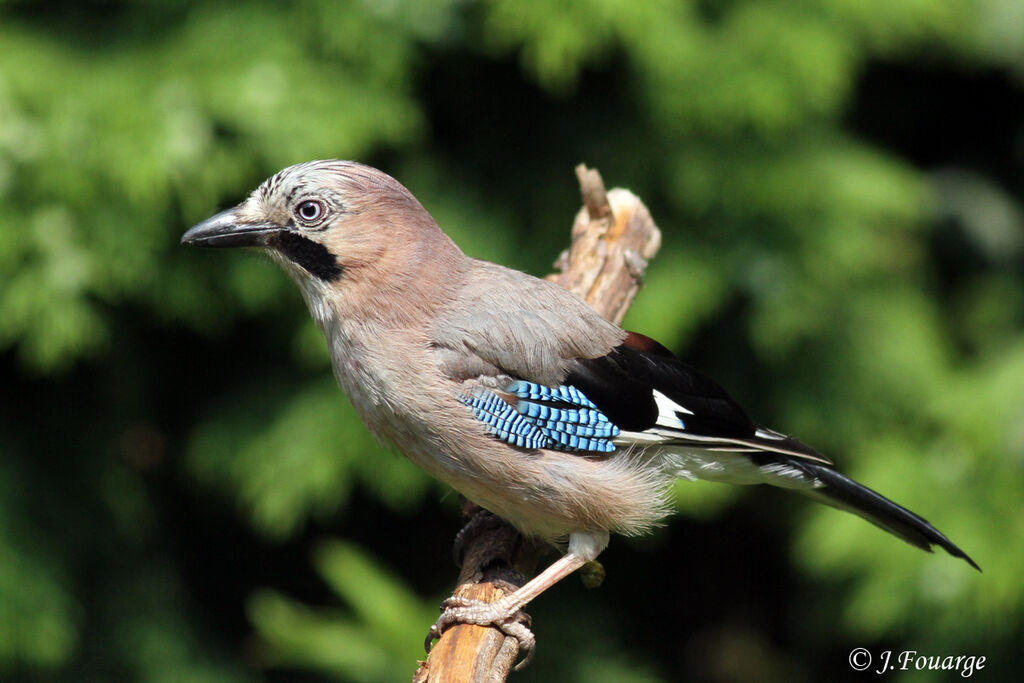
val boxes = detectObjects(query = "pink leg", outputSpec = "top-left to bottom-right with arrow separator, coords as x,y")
428,531 -> 608,668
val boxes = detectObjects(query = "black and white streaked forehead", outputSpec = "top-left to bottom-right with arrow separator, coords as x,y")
255,160 -> 414,208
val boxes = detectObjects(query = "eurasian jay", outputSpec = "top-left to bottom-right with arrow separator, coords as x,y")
182,160 -> 977,658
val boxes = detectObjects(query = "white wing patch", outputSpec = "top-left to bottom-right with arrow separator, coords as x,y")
653,389 -> 693,424
614,387 -> 835,468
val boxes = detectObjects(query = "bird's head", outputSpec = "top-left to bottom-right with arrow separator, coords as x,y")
182,160 -> 465,317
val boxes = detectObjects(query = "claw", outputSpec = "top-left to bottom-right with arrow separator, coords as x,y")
425,596 -> 536,668
504,617 -> 535,670
424,622 -> 440,653
452,508 -> 496,566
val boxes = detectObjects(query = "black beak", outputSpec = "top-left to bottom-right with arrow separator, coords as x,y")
183,207 -> 343,282
181,209 -> 282,248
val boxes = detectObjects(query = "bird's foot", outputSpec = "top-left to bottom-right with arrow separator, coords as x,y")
425,595 -> 535,670
451,506 -> 500,566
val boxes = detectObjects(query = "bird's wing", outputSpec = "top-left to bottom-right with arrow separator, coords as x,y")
430,259 -> 626,387
565,331 -> 833,464
431,262 -> 825,461
434,274 -> 828,463
439,323 -> 979,568
455,380 -> 621,453
567,333 -> 978,568
430,261 -> 628,453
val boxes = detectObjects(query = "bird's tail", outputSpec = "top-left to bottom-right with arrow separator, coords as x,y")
791,459 -> 980,571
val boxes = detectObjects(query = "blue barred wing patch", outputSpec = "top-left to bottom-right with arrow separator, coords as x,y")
458,380 -> 620,452
457,390 -> 551,450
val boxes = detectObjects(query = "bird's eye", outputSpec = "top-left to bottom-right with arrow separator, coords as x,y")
296,200 -> 327,225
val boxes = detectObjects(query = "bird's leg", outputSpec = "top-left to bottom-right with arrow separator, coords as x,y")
429,552 -> 587,669
427,531 -> 607,669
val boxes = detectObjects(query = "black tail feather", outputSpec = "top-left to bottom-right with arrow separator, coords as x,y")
793,460 -> 980,571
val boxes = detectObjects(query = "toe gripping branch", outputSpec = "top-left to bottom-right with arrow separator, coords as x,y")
414,504 -> 544,681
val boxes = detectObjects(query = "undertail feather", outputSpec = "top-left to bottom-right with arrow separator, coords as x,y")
792,460 -> 980,571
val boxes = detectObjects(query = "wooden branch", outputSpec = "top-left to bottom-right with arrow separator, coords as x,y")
412,507 -> 541,682
413,165 -> 662,682
548,164 -> 662,324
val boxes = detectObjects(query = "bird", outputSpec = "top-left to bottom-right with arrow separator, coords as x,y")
182,160 -> 978,661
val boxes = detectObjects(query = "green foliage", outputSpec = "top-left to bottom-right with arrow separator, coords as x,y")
249,540 -> 438,681
1,0 -> 1022,680
0,515 -> 77,668
188,377 -> 432,538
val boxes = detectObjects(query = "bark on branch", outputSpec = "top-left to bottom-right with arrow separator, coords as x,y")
413,165 -> 662,682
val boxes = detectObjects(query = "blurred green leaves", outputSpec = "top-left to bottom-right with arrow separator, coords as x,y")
1,0 -> 1022,681
187,377 -> 431,539
0,518 -> 77,668
249,540 -> 437,681
0,0 -> 425,372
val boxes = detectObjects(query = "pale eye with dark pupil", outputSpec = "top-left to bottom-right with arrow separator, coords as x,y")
297,201 -> 324,222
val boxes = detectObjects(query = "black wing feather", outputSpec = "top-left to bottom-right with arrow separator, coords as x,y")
781,456 -> 980,570
567,331 -> 978,569
566,331 -> 756,437
568,331 -> 831,463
